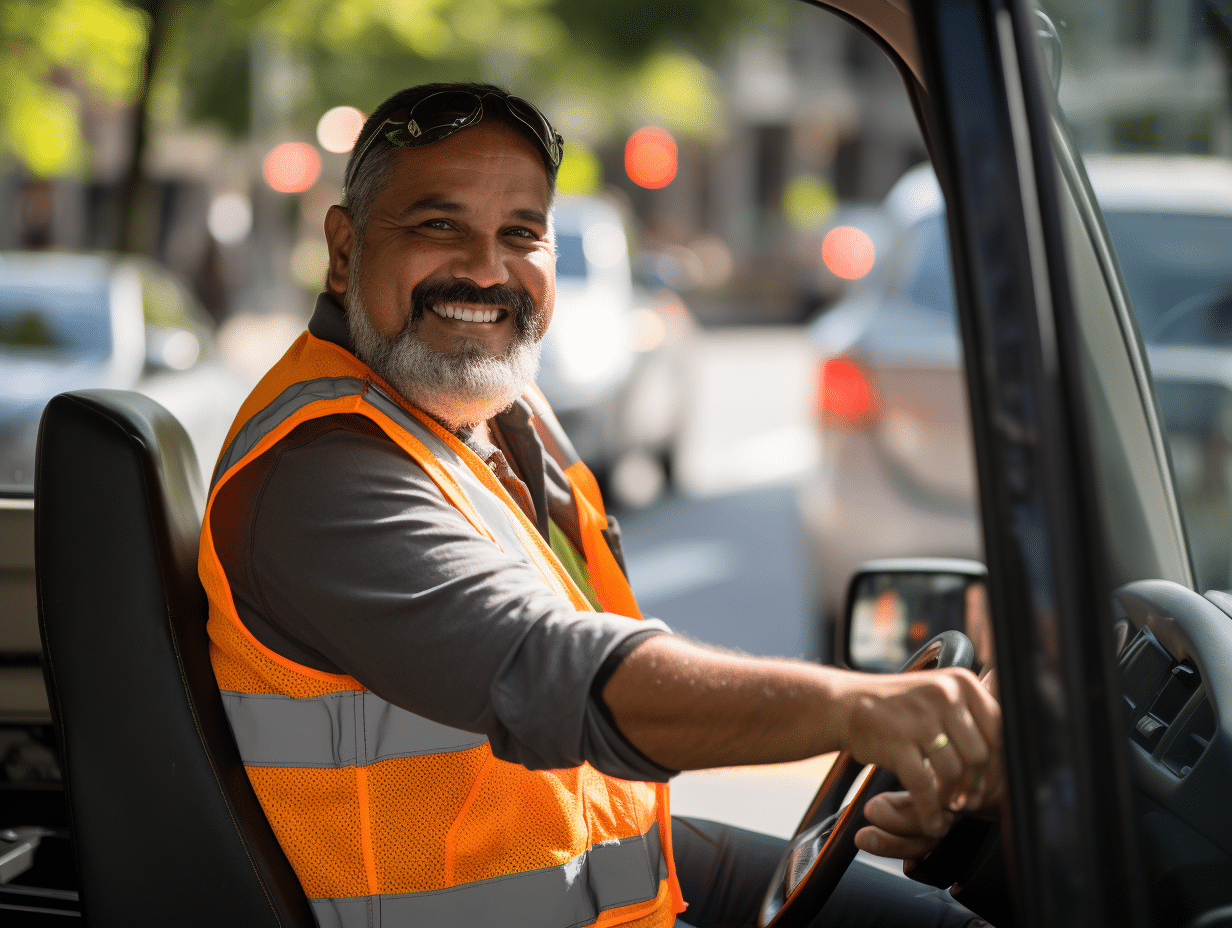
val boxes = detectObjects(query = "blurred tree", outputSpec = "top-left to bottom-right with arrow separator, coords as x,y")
158,0 -> 771,142
0,0 -> 149,177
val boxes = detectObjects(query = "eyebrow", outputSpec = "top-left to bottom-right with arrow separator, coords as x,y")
399,196 -> 548,227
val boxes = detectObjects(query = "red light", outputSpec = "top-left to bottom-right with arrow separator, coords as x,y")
263,142 -> 322,194
625,127 -> 678,189
818,356 -> 879,426
822,226 -> 876,280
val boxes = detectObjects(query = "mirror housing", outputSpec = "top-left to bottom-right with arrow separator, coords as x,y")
839,558 -> 988,673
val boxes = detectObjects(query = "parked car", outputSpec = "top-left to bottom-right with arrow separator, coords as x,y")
4,2 -> 1232,926
800,155 -> 1232,640
0,252 -> 247,800
539,196 -> 684,504
0,252 -> 247,493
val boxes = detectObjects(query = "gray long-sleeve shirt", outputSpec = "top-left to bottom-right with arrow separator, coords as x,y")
211,294 -> 673,782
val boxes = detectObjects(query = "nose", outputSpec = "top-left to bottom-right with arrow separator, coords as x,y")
451,235 -> 509,290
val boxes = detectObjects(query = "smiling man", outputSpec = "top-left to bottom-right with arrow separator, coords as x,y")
200,83 -> 998,928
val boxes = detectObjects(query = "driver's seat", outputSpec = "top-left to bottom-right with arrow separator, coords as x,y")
34,389 -> 314,927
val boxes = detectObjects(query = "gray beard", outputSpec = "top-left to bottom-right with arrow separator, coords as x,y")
345,261 -> 540,431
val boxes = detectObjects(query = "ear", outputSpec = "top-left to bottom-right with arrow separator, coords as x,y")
324,205 -> 356,299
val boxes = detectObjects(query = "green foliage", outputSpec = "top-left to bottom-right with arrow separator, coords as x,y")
2,0 -> 782,174
549,0 -> 763,62
1,0 -> 149,176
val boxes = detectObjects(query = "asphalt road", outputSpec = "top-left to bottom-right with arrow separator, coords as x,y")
608,328 -> 909,880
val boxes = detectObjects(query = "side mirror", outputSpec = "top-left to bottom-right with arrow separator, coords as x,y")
839,558 -> 989,673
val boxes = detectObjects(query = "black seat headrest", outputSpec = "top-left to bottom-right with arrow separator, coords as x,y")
35,389 -> 314,927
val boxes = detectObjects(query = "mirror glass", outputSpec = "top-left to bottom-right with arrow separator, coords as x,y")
847,571 -> 986,672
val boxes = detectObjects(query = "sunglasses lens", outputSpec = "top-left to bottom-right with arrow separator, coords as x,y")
347,91 -> 563,192
505,97 -> 563,166
386,92 -> 483,144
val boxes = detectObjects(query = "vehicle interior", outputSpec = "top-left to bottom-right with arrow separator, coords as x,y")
3,1 -> 1232,926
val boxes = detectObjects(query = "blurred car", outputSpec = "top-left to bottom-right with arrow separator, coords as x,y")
0,252 -> 247,493
0,252 -> 248,735
800,156 -> 1232,647
539,197 -> 684,504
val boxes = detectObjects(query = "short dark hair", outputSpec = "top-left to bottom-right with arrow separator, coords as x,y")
342,82 -> 560,241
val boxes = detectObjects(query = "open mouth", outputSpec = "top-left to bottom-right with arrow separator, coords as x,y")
430,303 -> 505,324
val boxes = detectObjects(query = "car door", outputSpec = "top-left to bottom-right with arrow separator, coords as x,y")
905,1 -> 1178,926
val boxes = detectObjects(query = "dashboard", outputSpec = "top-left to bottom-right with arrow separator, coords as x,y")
1114,581 -> 1232,924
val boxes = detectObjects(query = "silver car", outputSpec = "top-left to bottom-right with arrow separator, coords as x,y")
0,252 -> 247,494
800,156 -> 1232,652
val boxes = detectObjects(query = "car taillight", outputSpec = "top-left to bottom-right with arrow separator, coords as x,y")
818,356 -> 880,426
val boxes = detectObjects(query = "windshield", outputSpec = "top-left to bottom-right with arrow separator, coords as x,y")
555,231 -> 588,280
0,285 -> 112,361
1103,211 -> 1232,345
887,215 -> 955,314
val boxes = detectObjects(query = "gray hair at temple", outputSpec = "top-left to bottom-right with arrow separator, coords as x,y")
341,81 -> 561,250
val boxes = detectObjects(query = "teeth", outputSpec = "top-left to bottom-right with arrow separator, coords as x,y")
431,304 -> 501,323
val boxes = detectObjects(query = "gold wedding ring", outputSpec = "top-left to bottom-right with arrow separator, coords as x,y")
924,732 -> 950,754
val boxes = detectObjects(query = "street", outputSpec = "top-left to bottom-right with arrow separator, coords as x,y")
613,326 -> 902,879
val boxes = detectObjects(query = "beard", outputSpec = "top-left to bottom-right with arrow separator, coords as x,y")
345,259 -> 542,431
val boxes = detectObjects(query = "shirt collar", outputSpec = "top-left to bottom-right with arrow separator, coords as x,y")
309,292 -> 354,352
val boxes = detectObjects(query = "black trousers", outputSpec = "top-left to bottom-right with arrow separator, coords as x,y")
670,817 -> 987,928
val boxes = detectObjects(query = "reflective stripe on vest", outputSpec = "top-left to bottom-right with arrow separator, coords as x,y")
212,376 -> 366,485
310,823 -> 666,928
219,689 -> 487,767
204,340 -> 683,926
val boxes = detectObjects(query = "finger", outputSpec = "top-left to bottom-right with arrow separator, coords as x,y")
930,716 -> 986,810
863,790 -> 937,836
936,671 -> 1001,806
891,745 -> 948,836
922,740 -> 965,801
855,824 -> 942,860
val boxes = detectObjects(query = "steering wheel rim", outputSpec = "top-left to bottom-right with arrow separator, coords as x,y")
757,631 -> 976,928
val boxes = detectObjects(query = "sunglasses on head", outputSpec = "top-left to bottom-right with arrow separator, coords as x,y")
344,90 -> 564,193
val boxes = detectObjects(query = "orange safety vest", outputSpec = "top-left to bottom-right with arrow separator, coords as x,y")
199,330 -> 685,927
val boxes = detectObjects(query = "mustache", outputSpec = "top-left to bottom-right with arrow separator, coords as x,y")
408,278 -> 538,337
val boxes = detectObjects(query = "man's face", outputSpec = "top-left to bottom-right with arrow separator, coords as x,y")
324,120 -> 555,427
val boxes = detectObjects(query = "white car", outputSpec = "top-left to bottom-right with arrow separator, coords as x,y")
538,197 -> 683,502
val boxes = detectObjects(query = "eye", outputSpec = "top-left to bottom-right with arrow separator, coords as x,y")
420,218 -> 454,231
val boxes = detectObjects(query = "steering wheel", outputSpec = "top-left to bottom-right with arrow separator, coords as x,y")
757,631 -> 977,928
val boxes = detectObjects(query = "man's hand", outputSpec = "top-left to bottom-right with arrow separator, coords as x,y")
832,667 -> 1002,838
602,636 -> 1003,838
853,669 -> 1004,860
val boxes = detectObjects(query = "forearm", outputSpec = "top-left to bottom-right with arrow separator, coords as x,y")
602,633 -> 1004,839
601,634 -> 857,770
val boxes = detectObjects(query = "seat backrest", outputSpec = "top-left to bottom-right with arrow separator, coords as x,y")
34,390 -> 314,928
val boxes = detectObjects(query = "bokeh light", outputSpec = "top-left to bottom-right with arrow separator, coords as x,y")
625,127 -> 678,189
821,226 -> 876,280
557,142 -> 602,196
207,192 -> 253,244
582,221 -> 627,269
290,238 -> 330,290
317,106 -> 366,153
263,142 -> 322,194
783,175 -> 837,229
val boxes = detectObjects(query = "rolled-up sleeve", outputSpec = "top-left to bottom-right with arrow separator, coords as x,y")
240,423 -> 672,781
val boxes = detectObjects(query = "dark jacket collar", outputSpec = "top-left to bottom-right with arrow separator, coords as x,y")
308,292 -> 354,352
